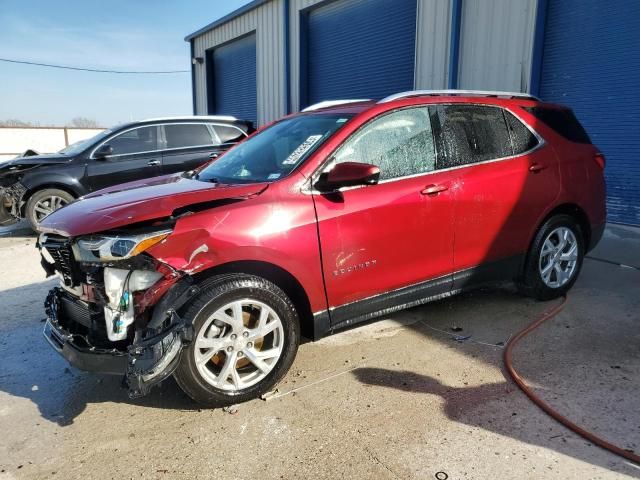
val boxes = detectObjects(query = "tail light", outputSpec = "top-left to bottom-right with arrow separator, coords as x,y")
594,152 -> 606,170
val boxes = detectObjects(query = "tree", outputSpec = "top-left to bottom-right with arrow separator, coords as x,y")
0,119 -> 33,127
70,117 -> 99,128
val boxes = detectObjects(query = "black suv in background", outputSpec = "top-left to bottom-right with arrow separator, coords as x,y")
0,116 -> 253,230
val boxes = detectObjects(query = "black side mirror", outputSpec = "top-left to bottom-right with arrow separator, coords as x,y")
94,144 -> 113,159
315,161 -> 381,192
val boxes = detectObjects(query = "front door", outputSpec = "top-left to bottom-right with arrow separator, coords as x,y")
312,106 -> 456,326
87,125 -> 162,191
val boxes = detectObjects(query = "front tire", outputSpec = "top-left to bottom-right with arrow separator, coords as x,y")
25,188 -> 74,231
520,214 -> 584,300
174,274 -> 300,407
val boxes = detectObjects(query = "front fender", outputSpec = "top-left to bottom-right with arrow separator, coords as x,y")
146,195 -> 327,313
21,165 -> 88,199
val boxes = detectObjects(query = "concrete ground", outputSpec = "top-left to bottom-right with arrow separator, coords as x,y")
0,222 -> 638,479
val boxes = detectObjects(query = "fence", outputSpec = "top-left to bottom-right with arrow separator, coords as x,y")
0,126 -> 105,161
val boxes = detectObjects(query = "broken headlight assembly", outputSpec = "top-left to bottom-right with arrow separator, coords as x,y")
72,229 -> 172,263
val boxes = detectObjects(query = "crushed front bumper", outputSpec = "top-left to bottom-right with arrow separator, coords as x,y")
43,287 -> 193,397
0,182 -> 26,223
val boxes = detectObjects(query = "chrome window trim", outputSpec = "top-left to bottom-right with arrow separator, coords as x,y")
89,122 -> 246,159
303,103 -> 546,194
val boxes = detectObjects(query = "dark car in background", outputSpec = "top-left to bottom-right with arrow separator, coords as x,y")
0,116 -> 253,230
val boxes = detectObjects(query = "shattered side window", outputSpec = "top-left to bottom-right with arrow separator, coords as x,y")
505,110 -> 539,154
431,105 -> 512,169
333,107 -> 436,181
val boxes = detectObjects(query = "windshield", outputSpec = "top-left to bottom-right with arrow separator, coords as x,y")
58,129 -> 113,155
197,113 -> 353,183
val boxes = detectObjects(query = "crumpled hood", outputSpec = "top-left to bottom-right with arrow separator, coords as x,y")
0,153 -> 70,173
39,173 -> 268,237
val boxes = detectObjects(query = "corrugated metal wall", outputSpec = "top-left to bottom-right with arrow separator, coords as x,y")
192,0 -> 285,126
539,0 -> 640,225
289,0 -> 451,111
457,0 -> 537,92
191,0 -> 538,122
302,0 -> 417,107
290,0 -> 324,113
414,0 -> 451,89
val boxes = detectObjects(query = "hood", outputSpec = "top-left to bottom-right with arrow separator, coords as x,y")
39,173 -> 269,237
0,153 -> 70,172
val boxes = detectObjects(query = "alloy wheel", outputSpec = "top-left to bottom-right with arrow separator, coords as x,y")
194,299 -> 285,392
33,195 -> 69,222
538,226 -> 579,288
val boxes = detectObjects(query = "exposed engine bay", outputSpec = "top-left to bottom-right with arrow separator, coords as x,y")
38,229 -> 198,397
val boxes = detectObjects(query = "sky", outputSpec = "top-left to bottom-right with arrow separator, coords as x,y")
0,0 -> 252,126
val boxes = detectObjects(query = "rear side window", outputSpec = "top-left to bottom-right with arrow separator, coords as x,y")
430,105 -> 512,169
504,111 -> 539,154
164,124 -> 215,149
108,126 -> 158,155
214,125 -> 246,144
524,106 -> 591,144
333,107 -> 436,181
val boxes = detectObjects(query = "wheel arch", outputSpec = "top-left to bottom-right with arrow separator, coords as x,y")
539,203 -> 592,249
20,183 -> 80,216
191,260 -> 315,339
522,203 -> 592,278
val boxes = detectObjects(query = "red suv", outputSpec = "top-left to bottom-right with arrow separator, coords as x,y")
38,90 -> 606,406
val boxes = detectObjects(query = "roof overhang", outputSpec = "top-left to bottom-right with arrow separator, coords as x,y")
184,0 -> 272,41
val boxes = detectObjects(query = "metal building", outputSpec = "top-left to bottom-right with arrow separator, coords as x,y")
185,0 -> 640,226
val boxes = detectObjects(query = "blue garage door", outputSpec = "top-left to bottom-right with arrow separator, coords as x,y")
539,0 -> 640,225
302,0 -> 417,108
208,33 -> 257,124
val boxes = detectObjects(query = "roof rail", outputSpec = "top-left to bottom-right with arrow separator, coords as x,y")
378,89 -> 540,103
302,99 -> 371,112
142,115 -> 238,122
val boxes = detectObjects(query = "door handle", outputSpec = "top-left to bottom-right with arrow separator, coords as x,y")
147,160 -> 160,166
209,152 -> 220,159
421,184 -> 449,196
529,163 -> 547,173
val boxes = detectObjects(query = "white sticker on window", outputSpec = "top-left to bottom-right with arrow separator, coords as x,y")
336,118 -> 349,123
268,173 -> 281,180
282,134 -> 323,165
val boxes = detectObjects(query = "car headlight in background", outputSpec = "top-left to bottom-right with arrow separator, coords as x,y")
73,229 -> 172,262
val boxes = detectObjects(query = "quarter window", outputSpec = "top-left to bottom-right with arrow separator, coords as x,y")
333,107 -> 436,181
505,111 -> 539,154
164,124 -> 216,149
430,105 -> 512,168
108,126 -> 158,156
523,106 -> 591,144
214,125 -> 246,144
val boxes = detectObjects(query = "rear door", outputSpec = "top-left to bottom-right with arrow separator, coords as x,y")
313,106 -> 456,325
87,125 -> 162,191
161,123 -> 222,174
429,104 -> 560,288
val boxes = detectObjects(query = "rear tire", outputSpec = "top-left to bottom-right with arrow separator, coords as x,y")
174,274 -> 300,407
25,188 -> 74,231
519,214 -> 584,300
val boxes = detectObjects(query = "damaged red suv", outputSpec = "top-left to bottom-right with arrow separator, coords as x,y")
38,91 -> 606,406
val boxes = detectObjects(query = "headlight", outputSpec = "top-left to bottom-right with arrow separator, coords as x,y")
73,229 -> 172,262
